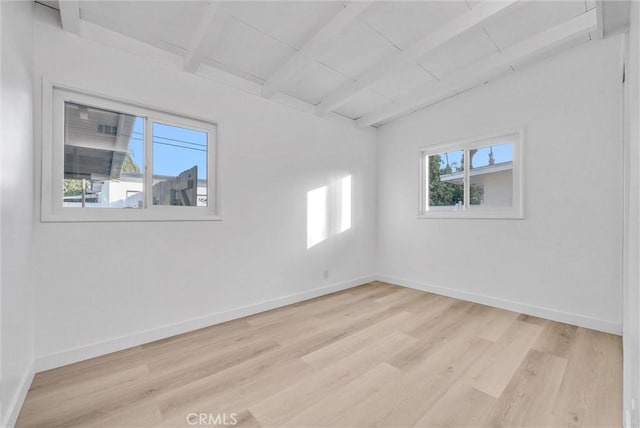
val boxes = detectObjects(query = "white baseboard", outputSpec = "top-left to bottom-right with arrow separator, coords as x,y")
376,274 -> 622,335
35,275 -> 375,372
2,360 -> 35,428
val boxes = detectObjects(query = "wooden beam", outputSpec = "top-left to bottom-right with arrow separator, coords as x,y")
59,0 -> 80,35
357,9 -> 597,127
261,2 -> 371,98
316,0 -> 520,116
595,0 -> 604,39
184,1 -> 221,73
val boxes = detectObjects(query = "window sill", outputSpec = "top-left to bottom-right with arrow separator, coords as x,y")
41,208 -> 223,223
417,210 -> 524,220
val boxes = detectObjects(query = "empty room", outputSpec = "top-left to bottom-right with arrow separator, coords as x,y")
1,0 -> 639,427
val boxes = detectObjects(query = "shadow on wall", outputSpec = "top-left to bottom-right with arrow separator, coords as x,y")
307,175 -> 352,249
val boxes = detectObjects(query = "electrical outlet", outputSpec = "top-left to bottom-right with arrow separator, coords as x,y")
323,269 -> 329,280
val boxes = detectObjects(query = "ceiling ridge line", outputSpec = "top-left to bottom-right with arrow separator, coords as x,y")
229,14 -> 300,52
482,27 -> 502,53
364,22 -> 405,53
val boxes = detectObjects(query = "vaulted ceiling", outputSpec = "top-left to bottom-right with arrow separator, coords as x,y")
40,1 -> 630,127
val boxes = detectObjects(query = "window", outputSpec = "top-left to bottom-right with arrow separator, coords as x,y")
42,85 -> 218,222
419,130 -> 523,219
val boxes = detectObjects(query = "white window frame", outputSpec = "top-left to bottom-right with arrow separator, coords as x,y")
418,128 -> 524,219
41,81 -> 221,222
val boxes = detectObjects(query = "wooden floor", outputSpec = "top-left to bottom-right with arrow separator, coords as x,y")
17,282 -> 622,428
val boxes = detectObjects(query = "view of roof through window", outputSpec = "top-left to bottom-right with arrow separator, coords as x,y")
63,102 -> 208,208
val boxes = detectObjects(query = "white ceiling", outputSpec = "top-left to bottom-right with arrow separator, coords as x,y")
43,0 -> 628,127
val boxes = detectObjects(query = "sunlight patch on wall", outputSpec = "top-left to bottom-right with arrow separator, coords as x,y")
307,186 -> 328,249
339,175 -> 352,233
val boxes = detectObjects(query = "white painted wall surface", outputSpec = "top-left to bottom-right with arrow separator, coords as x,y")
377,36 -> 624,334
0,1 -> 35,426
623,2 -> 640,425
32,6 -> 377,368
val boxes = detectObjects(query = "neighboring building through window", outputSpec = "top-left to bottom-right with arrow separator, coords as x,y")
42,85 -> 218,222
419,130 -> 523,219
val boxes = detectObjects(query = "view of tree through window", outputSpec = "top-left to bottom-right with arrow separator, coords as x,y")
428,150 -> 464,210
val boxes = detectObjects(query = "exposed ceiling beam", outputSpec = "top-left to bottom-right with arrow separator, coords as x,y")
261,2 -> 372,98
59,0 -> 80,35
316,0 -> 520,117
600,0 -> 631,37
357,9 -> 597,127
184,1 -> 221,73
595,0 -> 604,39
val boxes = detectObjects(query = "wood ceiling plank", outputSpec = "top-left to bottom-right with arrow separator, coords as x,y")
357,9 -> 597,127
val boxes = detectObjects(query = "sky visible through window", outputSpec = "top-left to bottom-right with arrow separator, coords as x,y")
438,142 -> 512,171
128,117 -> 208,180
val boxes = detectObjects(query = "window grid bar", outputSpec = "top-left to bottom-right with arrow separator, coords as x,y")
144,117 -> 153,210
464,148 -> 470,211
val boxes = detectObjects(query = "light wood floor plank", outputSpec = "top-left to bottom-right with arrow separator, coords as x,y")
250,332 -> 417,427
157,358 -> 311,427
280,363 -> 401,427
28,346 -> 146,393
89,402 -> 163,428
413,381 -> 495,427
18,364 -> 152,427
300,311 -> 414,368
466,320 -> 543,398
346,335 -> 494,427
482,349 -> 568,427
16,282 -> 622,428
551,328 -> 623,427
472,306 -> 521,342
532,319 -> 579,359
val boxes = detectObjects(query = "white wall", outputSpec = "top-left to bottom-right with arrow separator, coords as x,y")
624,1 -> 640,425
0,1 -> 35,427
31,6 -> 377,369
377,35 -> 624,334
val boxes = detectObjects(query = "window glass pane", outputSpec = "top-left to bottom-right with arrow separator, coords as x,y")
427,149 -> 464,211
469,142 -> 513,207
63,102 -> 144,208
152,122 -> 207,207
